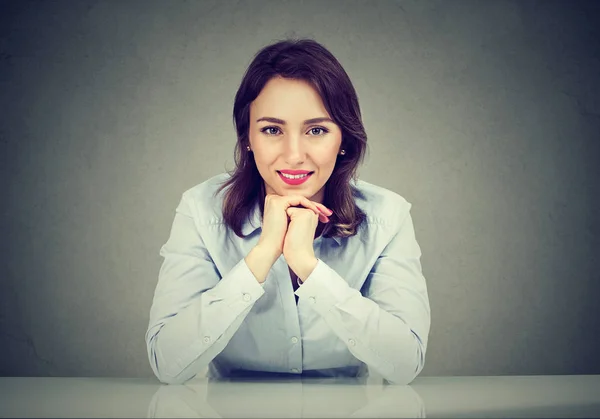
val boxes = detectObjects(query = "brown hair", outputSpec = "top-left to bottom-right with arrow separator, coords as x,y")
214,38 -> 368,239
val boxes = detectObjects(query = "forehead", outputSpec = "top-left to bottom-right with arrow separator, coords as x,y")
250,77 -> 329,119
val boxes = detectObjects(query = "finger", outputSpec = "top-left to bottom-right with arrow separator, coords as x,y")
319,213 -> 330,223
302,199 -> 330,222
279,195 -> 331,222
300,197 -> 323,215
295,196 -> 332,215
295,197 -> 331,222
287,206 -> 329,223
299,198 -> 332,221
310,207 -> 330,223
283,195 -> 322,216
315,203 -> 333,215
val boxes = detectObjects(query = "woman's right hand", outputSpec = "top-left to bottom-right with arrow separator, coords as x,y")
256,194 -> 332,263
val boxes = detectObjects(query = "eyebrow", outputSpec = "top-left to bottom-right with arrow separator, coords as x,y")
256,117 -> 335,125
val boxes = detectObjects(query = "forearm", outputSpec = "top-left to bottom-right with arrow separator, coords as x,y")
295,260 -> 430,385
146,257 -> 266,384
321,293 -> 427,384
290,256 -> 318,283
244,245 -> 279,283
148,295 -> 254,384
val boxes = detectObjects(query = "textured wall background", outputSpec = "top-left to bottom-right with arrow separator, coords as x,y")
1,0 -> 599,378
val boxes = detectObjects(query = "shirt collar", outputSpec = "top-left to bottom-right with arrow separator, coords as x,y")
240,199 -> 342,246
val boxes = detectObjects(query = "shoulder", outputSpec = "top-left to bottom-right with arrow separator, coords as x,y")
352,177 -> 413,229
178,172 -> 231,225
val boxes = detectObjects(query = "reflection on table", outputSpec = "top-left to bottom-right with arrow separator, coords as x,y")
147,374 -> 424,418
411,375 -> 600,418
0,374 -> 599,418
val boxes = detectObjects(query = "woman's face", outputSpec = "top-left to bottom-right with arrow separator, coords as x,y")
248,77 -> 343,204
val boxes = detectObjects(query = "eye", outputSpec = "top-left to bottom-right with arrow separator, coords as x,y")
260,126 -> 281,135
260,126 -> 329,136
308,127 -> 329,136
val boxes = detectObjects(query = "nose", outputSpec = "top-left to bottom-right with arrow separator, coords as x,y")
282,132 -> 305,165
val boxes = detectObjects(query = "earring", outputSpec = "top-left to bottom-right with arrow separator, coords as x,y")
246,145 -> 251,151
340,149 -> 346,155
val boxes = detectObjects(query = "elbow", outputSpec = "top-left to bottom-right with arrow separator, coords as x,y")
383,361 -> 424,386
383,367 -> 421,386
155,371 -> 189,385
148,347 -> 193,385
146,329 -> 205,385
381,362 -> 421,385
146,331 -> 189,385
382,338 -> 427,385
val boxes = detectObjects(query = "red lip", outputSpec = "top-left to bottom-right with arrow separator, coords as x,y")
277,171 -> 313,186
278,170 -> 313,175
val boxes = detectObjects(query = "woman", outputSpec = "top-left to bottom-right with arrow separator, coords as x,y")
146,38 -> 431,385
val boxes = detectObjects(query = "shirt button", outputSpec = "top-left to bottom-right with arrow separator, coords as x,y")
203,336 -> 211,344
308,297 -> 316,304
291,336 -> 298,344
290,368 -> 299,373
242,293 -> 251,302
348,338 -> 356,346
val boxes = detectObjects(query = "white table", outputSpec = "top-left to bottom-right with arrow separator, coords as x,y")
1,375 -> 599,418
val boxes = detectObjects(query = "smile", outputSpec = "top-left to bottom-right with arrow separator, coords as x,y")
277,171 -> 313,185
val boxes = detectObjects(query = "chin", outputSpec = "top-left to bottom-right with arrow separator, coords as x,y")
277,189 -> 313,197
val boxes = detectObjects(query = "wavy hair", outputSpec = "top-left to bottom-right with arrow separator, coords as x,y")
214,38 -> 368,239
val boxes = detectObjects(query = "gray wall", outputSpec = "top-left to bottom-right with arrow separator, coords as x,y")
1,0 -> 599,378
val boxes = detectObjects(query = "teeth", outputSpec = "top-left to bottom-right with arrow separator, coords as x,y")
281,173 -> 309,179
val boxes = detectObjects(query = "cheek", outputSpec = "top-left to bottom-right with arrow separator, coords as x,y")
316,144 -> 341,164
252,147 -> 278,171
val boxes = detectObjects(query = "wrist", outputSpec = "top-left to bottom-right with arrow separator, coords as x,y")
245,245 -> 280,284
292,257 -> 318,283
252,245 -> 281,266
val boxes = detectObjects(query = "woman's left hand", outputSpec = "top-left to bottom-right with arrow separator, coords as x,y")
283,207 -> 326,281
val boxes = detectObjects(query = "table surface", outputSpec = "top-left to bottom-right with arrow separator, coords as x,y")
1,374 -> 599,418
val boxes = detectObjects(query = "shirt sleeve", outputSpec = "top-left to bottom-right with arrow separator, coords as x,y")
294,203 -> 430,385
145,191 -> 265,384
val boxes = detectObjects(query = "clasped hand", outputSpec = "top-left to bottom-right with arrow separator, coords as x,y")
256,194 -> 332,280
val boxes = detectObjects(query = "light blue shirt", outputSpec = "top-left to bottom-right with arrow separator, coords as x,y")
146,173 -> 431,385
